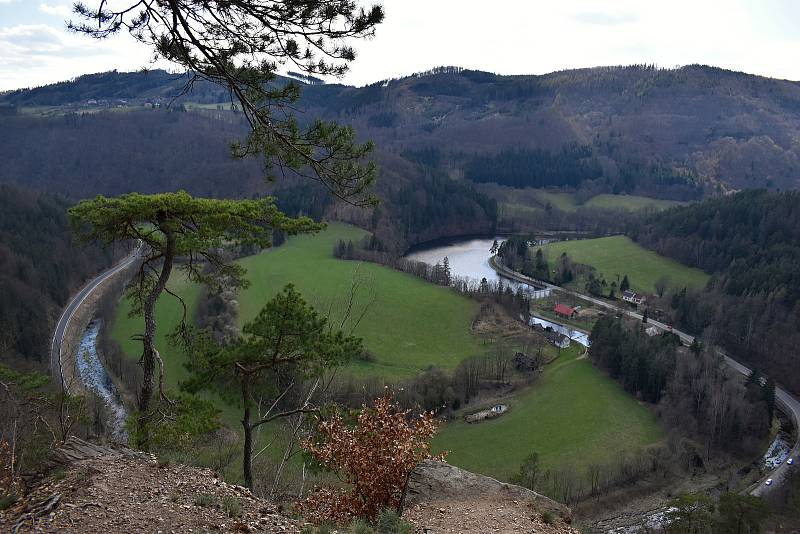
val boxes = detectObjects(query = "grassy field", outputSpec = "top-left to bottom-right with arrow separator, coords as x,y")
107,223 -> 668,489
433,344 -> 663,481
534,191 -> 687,212
586,194 -> 685,211
110,223 -> 485,381
110,276 -> 202,389
499,202 -> 544,219
535,191 -> 579,211
538,235 -> 710,294
236,223 -> 484,378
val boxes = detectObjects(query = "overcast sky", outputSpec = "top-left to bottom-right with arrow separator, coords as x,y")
2,0 -> 800,91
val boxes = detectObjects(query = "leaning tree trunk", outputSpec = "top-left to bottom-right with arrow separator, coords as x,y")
136,223 -> 176,449
242,377 -> 254,489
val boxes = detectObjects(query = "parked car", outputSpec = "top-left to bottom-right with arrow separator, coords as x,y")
788,458 -> 794,465
765,478 -> 773,486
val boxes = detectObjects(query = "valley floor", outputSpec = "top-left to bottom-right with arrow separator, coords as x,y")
433,344 -> 663,481
107,223 -> 666,492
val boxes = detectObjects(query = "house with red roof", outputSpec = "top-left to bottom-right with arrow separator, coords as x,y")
553,303 -> 577,319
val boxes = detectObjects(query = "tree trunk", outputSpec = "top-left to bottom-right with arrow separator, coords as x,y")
137,221 -> 176,449
242,378 -> 254,489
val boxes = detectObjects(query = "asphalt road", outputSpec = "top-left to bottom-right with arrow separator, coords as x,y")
50,245 -> 142,391
491,257 -> 800,495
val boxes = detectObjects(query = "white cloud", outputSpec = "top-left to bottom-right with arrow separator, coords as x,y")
0,24 -> 95,55
339,0 -> 800,86
2,0 -> 800,90
0,22 -> 157,90
573,11 -> 638,26
39,2 -> 71,18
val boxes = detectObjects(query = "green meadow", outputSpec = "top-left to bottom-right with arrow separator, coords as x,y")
585,194 -> 686,211
110,223 -> 484,382
236,223 -> 484,377
534,190 -> 687,212
108,223 -> 667,486
434,345 -> 663,480
538,235 -> 710,294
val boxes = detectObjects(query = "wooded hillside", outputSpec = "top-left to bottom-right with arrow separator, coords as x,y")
0,184 -> 111,368
5,64 -> 800,201
630,190 -> 800,393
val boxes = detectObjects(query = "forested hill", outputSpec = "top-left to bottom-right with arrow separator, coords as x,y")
4,64 -> 800,198
302,64 -> 800,197
632,190 -> 800,302
629,190 -> 800,393
0,185 -> 112,369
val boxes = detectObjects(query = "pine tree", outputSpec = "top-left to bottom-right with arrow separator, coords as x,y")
490,240 -> 499,255
620,275 -> 630,293
72,1 -> 384,206
69,192 -> 319,448
642,309 -> 649,323
442,256 -> 452,286
764,377 -> 777,422
534,248 -> 548,280
433,261 -> 443,285
184,284 -> 361,488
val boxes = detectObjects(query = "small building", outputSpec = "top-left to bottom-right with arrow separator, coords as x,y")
645,325 -> 660,337
553,303 -> 577,319
622,290 -> 645,305
545,331 -> 571,349
465,404 -> 508,423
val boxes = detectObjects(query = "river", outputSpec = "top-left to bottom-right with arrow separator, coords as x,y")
406,236 -> 590,347
75,320 -> 128,442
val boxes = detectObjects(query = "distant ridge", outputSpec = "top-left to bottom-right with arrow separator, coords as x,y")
4,62 -> 800,200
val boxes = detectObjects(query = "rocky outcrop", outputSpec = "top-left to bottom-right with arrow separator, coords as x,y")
2,438 -> 301,534
404,460 -> 573,523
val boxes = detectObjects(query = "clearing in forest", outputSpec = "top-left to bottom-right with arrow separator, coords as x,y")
537,235 -> 710,294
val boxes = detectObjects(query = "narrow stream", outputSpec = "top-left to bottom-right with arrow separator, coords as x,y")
75,320 -> 128,442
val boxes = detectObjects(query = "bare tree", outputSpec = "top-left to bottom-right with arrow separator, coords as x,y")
655,275 -> 670,298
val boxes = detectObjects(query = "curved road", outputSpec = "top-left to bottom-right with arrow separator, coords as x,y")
50,245 -> 142,392
491,256 -> 800,495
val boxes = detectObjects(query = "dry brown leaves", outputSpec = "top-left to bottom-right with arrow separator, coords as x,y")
296,391 -> 444,524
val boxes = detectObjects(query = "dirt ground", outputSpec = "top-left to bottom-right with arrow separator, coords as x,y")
403,497 -> 580,534
1,443 -> 301,533
472,301 -> 546,347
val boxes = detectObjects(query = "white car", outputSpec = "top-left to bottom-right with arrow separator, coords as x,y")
788,458 -> 794,465
765,478 -> 773,486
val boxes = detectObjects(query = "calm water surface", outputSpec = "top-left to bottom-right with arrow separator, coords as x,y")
406,236 -> 589,346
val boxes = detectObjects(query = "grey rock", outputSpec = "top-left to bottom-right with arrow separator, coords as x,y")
404,460 -> 572,522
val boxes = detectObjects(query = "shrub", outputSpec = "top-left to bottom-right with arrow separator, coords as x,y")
297,391 -> 443,523
0,494 -> 18,511
222,495 -> 242,518
375,509 -> 412,534
541,510 -> 554,525
194,493 -> 215,507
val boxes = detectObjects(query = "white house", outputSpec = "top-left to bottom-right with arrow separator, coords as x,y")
622,290 -> 645,305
